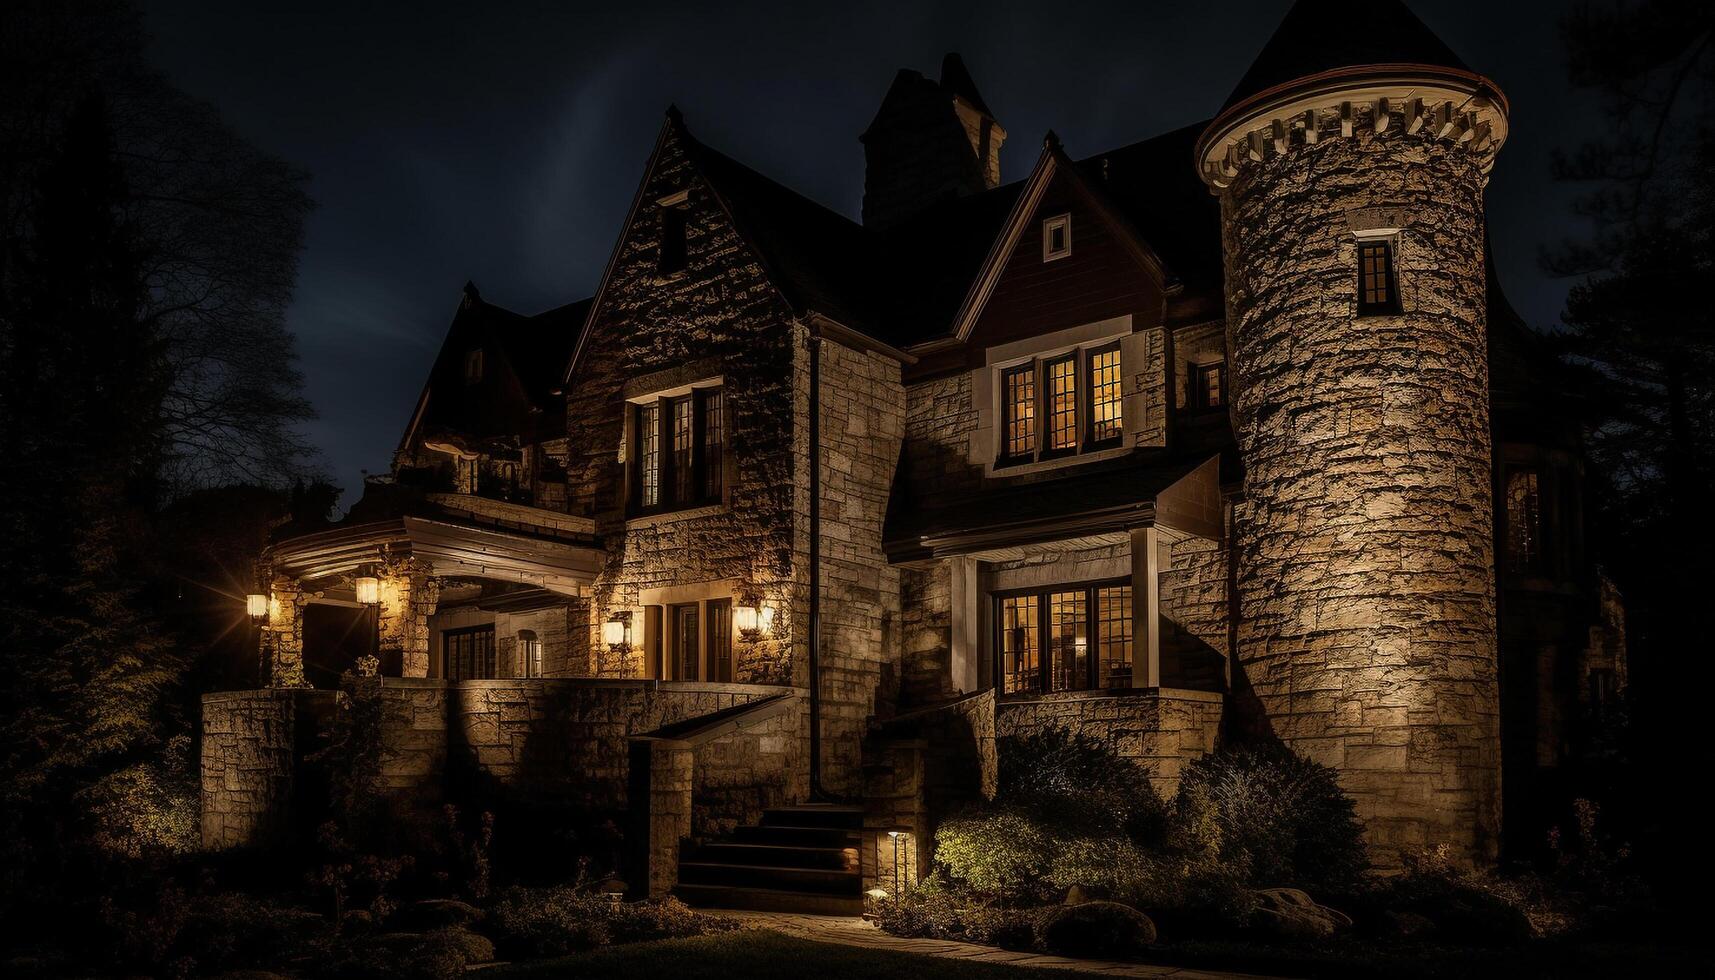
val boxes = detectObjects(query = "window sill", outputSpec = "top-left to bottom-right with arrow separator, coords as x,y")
624,502 -> 726,530
986,443 -> 1131,479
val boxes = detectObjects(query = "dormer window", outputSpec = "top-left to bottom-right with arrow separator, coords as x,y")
1042,213 -> 1071,262
464,348 -> 484,384
1356,237 -> 1401,316
657,190 -> 690,274
997,340 -> 1123,467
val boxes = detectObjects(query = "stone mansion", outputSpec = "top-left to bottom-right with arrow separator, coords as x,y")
201,0 -> 1625,909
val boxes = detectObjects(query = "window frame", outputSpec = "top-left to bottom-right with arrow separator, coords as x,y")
994,340 -> 1127,469
628,385 -> 726,517
1042,213 -> 1072,262
998,363 -> 1038,466
463,348 -> 484,385
442,624 -> 497,681
1190,360 -> 1227,413
1355,236 -> 1402,316
1503,465 -> 1545,576
992,578 -> 1133,697
1083,342 -> 1124,449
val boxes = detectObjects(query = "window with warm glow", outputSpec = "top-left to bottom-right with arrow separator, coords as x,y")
443,625 -> 496,680
1505,468 -> 1543,574
996,580 -> 1132,694
1356,239 -> 1401,316
995,341 -> 1125,466
1192,361 -> 1227,412
519,630 -> 542,678
630,386 -> 725,516
1085,343 -> 1122,446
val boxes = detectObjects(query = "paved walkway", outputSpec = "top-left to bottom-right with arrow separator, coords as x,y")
715,910 -> 1292,980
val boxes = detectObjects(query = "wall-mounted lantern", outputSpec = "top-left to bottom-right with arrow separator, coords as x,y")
603,610 -> 633,651
246,593 -> 269,621
354,575 -> 380,606
734,603 -> 774,643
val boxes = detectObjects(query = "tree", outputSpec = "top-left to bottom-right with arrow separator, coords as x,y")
1,0 -> 318,493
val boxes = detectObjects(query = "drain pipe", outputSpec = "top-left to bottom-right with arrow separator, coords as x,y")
807,327 -> 826,800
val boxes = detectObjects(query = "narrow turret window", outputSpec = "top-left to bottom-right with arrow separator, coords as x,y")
1356,239 -> 1401,315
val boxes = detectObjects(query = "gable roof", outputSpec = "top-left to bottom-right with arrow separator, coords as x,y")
1222,0 -> 1473,115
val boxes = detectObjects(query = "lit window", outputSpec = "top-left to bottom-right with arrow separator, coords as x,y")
1505,468 -> 1542,574
1356,239 -> 1401,315
1000,364 -> 1036,462
995,580 -> 1130,695
1044,354 -> 1078,454
1042,214 -> 1071,261
659,205 -> 688,273
629,385 -> 725,515
464,349 -> 484,384
443,625 -> 496,681
1000,595 -> 1040,695
1086,343 -> 1123,445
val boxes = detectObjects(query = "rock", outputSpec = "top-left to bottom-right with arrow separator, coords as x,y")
1035,901 -> 1157,959
595,876 -> 629,896
1063,884 -> 1101,905
434,927 -> 496,965
1250,887 -> 1352,942
398,898 -> 485,930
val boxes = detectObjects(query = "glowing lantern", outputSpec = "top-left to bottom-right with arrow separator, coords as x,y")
246,594 -> 269,620
354,576 -> 380,605
734,605 -> 760,634
603,612 -> 632,649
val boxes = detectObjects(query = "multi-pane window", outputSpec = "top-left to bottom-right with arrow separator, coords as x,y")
443,626 -> 496,681
1045,354 -> 1078,455
1095,586 -> 1133,689
1356,239 -> 1401,315
996,581 -> 1134,695
630,386 -> 725,515
1086,344 -> 1123,446
702,390 -> 724,499
1505,468 -> 1542,574
1000,596 -> 1040,695
519,630 -> 542,679
998,342 -> 1125,466
1000,365 -> 1037,462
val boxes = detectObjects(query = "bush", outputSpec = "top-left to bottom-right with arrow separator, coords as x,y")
1034,901 -> 1157,959
1172,743 -> 1367,891
872,880 -> 1040,950
935,807 -> 1153,901
487,886 -> 735,958
998,727 -> 1165,839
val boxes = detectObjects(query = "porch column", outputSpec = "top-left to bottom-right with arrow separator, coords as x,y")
1130,526 -> 1162,689
949,556 -> 981,694
378,558 -> 440,678
264,576 -> 310,689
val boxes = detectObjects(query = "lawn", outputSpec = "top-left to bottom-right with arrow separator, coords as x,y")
485,928 -> 1104,980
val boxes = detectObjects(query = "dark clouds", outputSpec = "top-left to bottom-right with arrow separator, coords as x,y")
139,0 -> 1595,505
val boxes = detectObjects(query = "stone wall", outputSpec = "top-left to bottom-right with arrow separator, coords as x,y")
812,337 -> 907,795
995,688 -> 1223,795
899,563 -> 953,705
1217,109 -> 1501,865
370,678 -> 794,818
200,689 -> 336,849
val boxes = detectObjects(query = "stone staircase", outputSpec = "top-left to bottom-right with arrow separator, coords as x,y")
673,803 -> 864,914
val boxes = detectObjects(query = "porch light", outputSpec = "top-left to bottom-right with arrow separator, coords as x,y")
354,575 -> 380,606
246,594 -> 269,621
603,611 -> 633,650
734,604 -> 759,633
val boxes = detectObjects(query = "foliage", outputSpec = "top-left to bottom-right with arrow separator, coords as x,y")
933,807 -> 1153,901
870,877 -> 1040,950
1033,900 -> 1156,958
996,726 -> 1165,839
1171,743 -> 1367,892
307,821 -> 415,926
76,733 -> 199,860
488,875 -> 737,960
92,885 -> 333,979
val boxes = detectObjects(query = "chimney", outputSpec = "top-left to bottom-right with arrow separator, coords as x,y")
860,52 -> 1006,230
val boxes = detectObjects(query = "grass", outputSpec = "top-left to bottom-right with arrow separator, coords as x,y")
484,928 -> 1103,979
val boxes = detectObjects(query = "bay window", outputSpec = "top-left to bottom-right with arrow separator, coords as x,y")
996,581 -> 1134,695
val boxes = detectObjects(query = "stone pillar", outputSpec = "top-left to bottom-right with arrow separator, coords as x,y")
265,576 -> 309,689
949,557 -> 980,695
1131,527 -> 1162,689
378,558 -> 439,678
628,737 -> 693,899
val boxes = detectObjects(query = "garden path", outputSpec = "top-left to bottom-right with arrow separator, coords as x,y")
715,910 -> 1294,979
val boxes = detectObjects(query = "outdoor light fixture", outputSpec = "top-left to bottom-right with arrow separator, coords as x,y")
603,611 -> 633,650
246,593 -> 269,621
735,603 -> 764,642
354,575 -> 380,606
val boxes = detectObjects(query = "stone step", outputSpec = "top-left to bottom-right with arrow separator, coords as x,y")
677,860 -> 862,895
687,841 -> 859,871
731,824 -> 861,848
759,804 -> 863,830
673,882 -> 864,916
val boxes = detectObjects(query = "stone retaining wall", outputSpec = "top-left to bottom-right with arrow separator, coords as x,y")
200,689 -> 336,849
995,688 -> 1223,795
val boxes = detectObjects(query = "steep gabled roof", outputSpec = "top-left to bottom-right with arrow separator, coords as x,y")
1222,0 -> 1472,114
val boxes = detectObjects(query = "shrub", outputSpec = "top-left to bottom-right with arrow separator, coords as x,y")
487,885 -> 734,958
873,880 -> 1039,949
998,727 -> 1165,839
934,807 -> 1153,901
1034,901 -> 1157,959
1112,853 -> 1258,939
1172,743 -> 1367,891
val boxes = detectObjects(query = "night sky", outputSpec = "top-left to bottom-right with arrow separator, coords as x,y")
139,0 -> 1594,506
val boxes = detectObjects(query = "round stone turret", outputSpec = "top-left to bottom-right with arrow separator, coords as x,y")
1197,2 -> 1511,867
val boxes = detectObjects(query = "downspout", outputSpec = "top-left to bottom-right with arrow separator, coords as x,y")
807,326 -> 826,799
